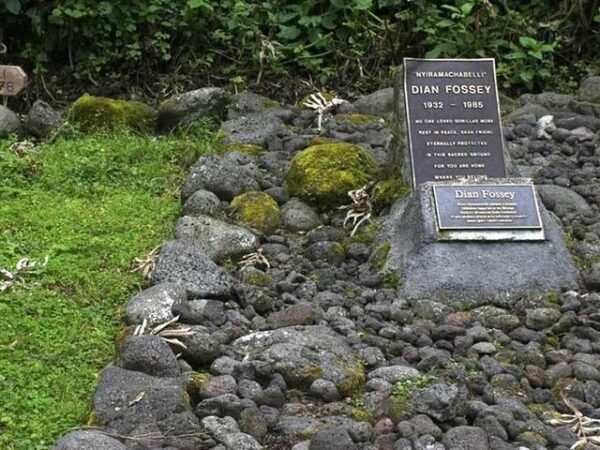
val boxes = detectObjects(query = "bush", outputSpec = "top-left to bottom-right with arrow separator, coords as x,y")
2,1 -> 599,96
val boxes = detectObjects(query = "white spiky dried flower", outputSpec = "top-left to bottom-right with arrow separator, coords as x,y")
302,92 -> 345,130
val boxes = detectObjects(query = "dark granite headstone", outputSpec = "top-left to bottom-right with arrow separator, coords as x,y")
404,58 -> 506,187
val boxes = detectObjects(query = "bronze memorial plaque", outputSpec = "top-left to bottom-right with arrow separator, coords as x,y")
0,65 -> 27,96
404,58 -> 507,187
433,184 -> 542,230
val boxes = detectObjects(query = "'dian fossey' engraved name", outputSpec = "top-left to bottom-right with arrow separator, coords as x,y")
411,85 -> 492,95
455,189 -> 515,200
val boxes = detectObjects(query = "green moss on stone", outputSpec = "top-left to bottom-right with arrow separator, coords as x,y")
336,113 -> 381,125
309,136 -> 339,146
242,268 -> 272,286
372,176 -> 411,210
283,143 -> 378,208
185,371 -> 210,405
383,271 -> 402,289
69,94 -> 156,133
230,191 -> 281,231
218,142 -> 263,156
369,243 -> 391,270
338,361 -> 366,397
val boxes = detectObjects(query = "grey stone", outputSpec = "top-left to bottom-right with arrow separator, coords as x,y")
175,214 -> 258,262
353,88 -> 395,118
580,76 -> 600,104
305,241 -> 345,266
525,308 -> 561,331
367,365 -> 421,383
413,299 -> 453,322
0,105 -> 21,137
219,432 -> 262,450
383,182 -> 579,303
179,326 -> 221,366
201,415 -> 239,436
52,431 -> 127,450
92,366 -> 202,442
238,379 -> 265,403
267,302 -> 317,328
281,199 -> 321,232
470,342 -> 497,355
309,426 -> 358,450
195,393 -> 251,419
442,426 -> 490,450
231,326 -> 361,393
182,189 -> 221,217
24,100 -> 62,138
173,298 -> 226,326
151,240 -> 233,299
309,378 -> 340,402
158,87 -> 227,130
410,414 -> 442,438
126,282 -> 187,327
412,383 -> 466,421
120,335 -> 180,378
221,110 -> 284,146
239,407 -> 268,441
537,184 -> 589,217
181,152 -> 261,201
199,375 -> 237,399
227,91 -> 279,119
508,103 -> 549,122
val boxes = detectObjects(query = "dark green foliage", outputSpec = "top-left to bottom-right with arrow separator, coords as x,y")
2,1 -> 599,95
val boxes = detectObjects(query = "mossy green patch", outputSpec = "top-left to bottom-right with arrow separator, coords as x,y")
369,243 -> 391,270
230,191 -> 281,231
185,371 -> 211,405
335,113 -> 381,125
241,268 -> 272,286
309,136 -> 339,146
338,361 -> 366,397
68,94 -> 156,133
284,143 -> 378,208
372,176 -> 411,210
218,142 -> 263,156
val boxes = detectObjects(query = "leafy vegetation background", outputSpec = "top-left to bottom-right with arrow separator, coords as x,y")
2,0 -> 600,104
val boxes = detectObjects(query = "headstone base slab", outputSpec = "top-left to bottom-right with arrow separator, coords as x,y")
380,182 -> 580,304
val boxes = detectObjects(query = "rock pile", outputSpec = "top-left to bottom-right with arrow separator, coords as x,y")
43,85 -> 600,450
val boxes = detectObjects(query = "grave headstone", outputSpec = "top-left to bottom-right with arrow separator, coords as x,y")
404,58 -> 506,187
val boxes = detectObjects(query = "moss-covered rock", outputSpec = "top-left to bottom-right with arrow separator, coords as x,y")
284,143 -> 378,208
335,113 -> 382,125
372,176 -> 411,210
69,94 -> 155,132
185,371 -> 210,405
230,191 -> 281,231
369,243 -> 391,270
241,267 -> 272,286
218,142 -> 263,156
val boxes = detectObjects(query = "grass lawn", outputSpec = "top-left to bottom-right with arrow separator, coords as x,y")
0,126 -> 215,449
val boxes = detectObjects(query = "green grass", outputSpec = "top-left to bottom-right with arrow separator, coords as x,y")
0,125 -> 216,449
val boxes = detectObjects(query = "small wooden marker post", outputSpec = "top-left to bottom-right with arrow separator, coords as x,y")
0,65 -> 28,106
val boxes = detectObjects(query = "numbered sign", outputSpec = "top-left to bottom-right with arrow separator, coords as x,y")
0,65 -> 27,96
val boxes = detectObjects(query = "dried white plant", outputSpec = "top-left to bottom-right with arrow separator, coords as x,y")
238,248 -> 270,271
340,183 -> 373,236
133,315 -> 195,351
131,246 -> 160,279
302,92 -> 345,130
546,386 -> 600,449
0,256 -> 49,293
9,140 -> 36,156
